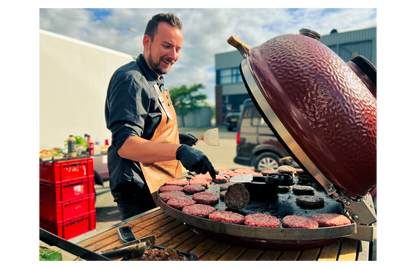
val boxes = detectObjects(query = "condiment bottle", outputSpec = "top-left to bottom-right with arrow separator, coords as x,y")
67,135 -> 77,157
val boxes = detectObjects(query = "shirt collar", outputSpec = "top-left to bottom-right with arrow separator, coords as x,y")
136,54 -> 164,86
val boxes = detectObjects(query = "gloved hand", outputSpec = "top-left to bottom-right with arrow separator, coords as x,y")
176,144 -> 216,180
179,133 -> 197,147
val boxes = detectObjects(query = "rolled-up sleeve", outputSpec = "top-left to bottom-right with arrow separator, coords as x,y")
105,70 -> 151,151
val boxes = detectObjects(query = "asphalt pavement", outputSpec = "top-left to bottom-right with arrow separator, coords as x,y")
69,126 -> 379,263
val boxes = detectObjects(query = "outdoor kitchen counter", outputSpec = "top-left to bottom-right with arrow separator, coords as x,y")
77,207 -> 371,261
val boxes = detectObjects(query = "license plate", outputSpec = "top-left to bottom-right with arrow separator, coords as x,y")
231,118 -> 238,122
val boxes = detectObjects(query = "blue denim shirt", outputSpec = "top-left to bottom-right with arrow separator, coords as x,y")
105,54 -> 166,191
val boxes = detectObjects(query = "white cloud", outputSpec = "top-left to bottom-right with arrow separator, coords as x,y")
39,8 -> 377,105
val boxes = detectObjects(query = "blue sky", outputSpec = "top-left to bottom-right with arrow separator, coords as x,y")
39,8 -> 377,105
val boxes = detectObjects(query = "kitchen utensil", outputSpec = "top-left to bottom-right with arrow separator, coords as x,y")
215,169 -> 230,180
98,235 -> 156,260
192,128 -> 220,146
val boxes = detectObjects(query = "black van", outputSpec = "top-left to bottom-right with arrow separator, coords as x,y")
233,99 -> 289,171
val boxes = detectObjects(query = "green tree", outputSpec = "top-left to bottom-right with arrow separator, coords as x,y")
169,83 -> 208,127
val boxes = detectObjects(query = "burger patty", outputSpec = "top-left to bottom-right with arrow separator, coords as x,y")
219,181 -> 234,191
212,175 -> 228,184
244,213 -> 281,228
209,211 -> 245,224
312,213 -> 351,227
166,196 -> 196,210
165,179 -> 189,186
159,191 -> 185,202
159,185 -> 184,193
183,184 -> 206,194
224,183 -> 250,210
292,185 -> 315,195
192,192 -> 219,205
182,204 -> 215,218
296,196 -> 324,208
189,178 -> 209,187
282,215 -> 319,228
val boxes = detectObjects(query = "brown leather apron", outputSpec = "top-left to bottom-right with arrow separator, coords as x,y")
139,85 -> 182,204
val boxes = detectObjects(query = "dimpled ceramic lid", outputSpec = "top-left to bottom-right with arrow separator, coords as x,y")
243,33 -> 376,198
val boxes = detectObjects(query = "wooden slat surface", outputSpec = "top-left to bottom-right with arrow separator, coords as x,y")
78,208 -> 368,261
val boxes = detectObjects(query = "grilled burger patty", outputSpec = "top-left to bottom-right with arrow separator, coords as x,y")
292,185 -> 315,195
224,183 -> 250,210
296,196 -> 324,208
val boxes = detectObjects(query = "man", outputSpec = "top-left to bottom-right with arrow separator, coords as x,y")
105,12 -> 216,220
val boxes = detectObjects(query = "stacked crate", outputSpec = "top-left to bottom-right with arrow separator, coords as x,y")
39,157 -> 96,240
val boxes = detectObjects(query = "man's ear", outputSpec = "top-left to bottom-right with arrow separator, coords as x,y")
142,35 -> 150,52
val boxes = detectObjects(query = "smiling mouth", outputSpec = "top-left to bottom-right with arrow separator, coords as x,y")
162,58 -> 175,65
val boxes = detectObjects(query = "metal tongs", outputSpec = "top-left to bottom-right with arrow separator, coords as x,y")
98,235 -> 156,260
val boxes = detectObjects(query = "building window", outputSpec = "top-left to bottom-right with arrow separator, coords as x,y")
217,67 -> 242,84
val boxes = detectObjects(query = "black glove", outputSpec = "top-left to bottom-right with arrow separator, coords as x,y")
176,144 -> 216,180
179,133 -> 197,147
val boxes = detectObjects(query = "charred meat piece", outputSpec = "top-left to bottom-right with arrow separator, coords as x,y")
296,196 -> 324,208
292,185 -> 315,195
224,183 -> 250,210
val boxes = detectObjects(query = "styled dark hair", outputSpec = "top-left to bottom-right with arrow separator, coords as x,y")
144,12 -> 182,42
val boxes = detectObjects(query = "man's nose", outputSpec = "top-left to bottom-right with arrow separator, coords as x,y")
168,48 -> 180,62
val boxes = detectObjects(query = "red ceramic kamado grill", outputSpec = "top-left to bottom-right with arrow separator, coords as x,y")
159,28 -> 377,250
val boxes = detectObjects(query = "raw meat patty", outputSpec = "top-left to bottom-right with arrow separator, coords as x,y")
233,168 -> 256,174
165,179 -> 189,186
183,184 -> 206,194
244,213 -> 281,228
159,191 -> 185,202
312,213 -> 351,227
192,192 -> 219,205
166,196 -> 196,210
282,215 -> 319,229
189,178 -> 209,187
218,182 -> 234,191
159,185 -> 184,193
209,211 -> 245,224
182,204 -> 215,218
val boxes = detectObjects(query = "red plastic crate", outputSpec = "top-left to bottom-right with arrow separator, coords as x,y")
40,176 -> 94,202
40,194 -> 95,223
40,211 -> 96,240
40,158 -> 94,183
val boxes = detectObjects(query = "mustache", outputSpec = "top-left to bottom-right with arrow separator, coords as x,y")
161,57 -> 176,65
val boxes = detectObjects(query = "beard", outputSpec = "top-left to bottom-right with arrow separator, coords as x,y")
147,46 -> 175,75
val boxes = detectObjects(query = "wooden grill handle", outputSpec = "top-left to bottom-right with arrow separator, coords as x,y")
227,35 -> 251,53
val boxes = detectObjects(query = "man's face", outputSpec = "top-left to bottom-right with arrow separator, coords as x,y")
144,22 -> 183,76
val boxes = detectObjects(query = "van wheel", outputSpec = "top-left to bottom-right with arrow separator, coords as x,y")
254,152 -> 280,171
